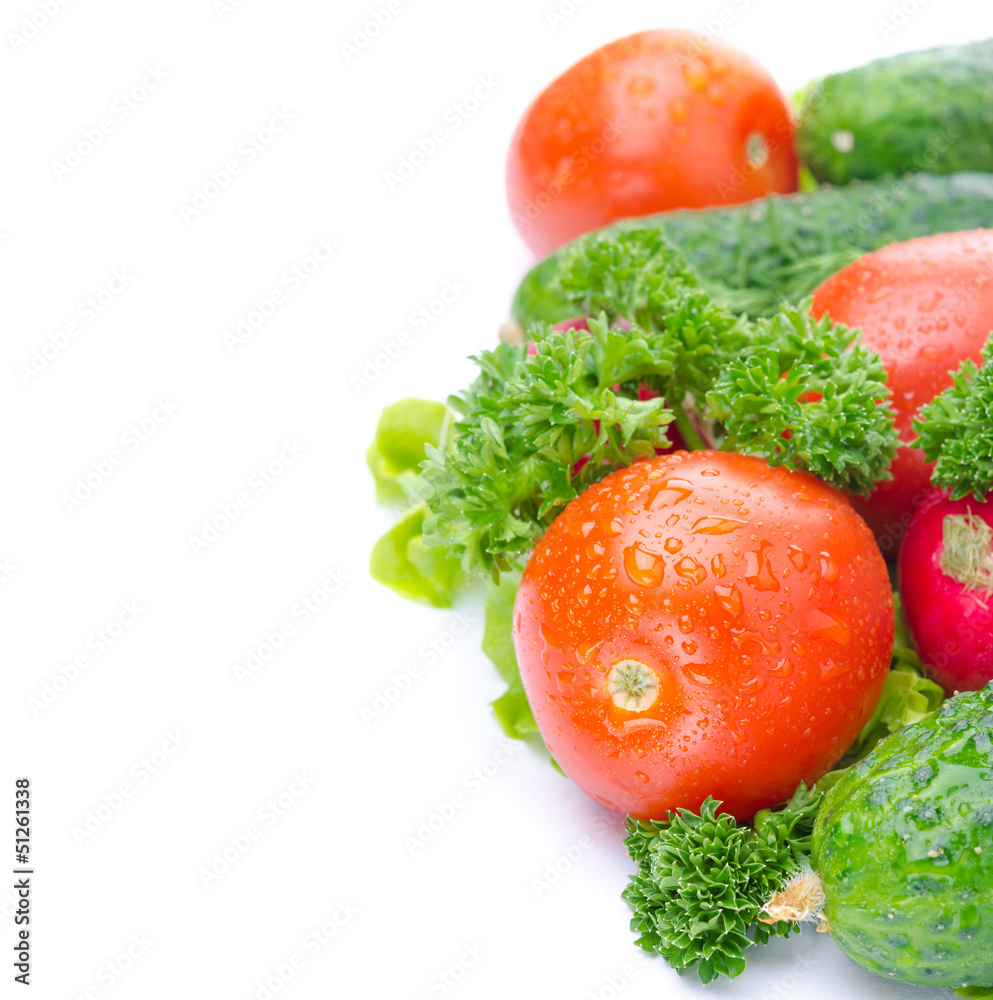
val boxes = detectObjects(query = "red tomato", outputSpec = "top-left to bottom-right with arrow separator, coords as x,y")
506,30 -> 798,256
811,230 -> 993,549
512,451 -> 893,821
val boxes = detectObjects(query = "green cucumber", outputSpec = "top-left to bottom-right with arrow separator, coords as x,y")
799,40 -> 993,185
511,171 -> 993,322
812,683 -> 993,989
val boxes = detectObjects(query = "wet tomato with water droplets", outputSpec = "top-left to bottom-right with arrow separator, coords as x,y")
512,451 -> 893,821
811,230 -> 993,547
506,30 -> 798,256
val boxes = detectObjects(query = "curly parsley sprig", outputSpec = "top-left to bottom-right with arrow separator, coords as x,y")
622,788 -> 822,984
419,228 -> 897,578
420,319 -> 676,578
707,302 -> 898,496
913,333 -> 993,501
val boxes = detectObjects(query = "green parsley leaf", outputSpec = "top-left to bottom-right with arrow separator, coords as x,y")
622,797 -> 804,983
913,333 -> 993,500
376,231 -> 897,584
707,300 -> 898,495
419,321 -> 675,578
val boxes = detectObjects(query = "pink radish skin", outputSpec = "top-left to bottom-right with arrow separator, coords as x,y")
898,489 -> 993,694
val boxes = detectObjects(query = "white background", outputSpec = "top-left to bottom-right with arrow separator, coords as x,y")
1,0 -> 989,997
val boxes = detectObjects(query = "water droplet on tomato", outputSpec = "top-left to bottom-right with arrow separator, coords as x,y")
805,609 -> 851,647
634,770 -> 650,784
921,343 -> 952,362
787,545 -> 810,571
714,584 -> 743,617
744,541 -> 780,591
821,657 -> 852,680
770,657 -> 794,678
682,62 -> 709,89
819,552 -> 838,583
692,516 -> 747,534
623,543 -> 666,588
682,639 -> 698,655
742,672 -> 767,693
711,554 -> 726,578
676,557 -> 707,585
576,640 -> 602,664
646,478 -> 694,510
682,662 -> 720,686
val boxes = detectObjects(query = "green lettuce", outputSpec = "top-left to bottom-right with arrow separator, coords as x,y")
368,505 -> 462,608
482,570 -> 537,740
368,399 -> 463,607
366,398 -> 448,505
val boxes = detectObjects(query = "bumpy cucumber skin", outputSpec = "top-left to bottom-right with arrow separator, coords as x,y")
511,172 -> 993,324
799,40 -> 993,185
812,683 -> 993,989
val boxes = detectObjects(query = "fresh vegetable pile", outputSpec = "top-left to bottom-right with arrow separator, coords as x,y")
369,28 -> 993,996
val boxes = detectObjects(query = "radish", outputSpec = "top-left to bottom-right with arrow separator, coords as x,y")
898,489 -> 993,694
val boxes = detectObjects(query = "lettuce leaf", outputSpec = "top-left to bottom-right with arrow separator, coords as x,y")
481,570 -> 537,740
369,505 -> 462,608
368,399 -> 463,606
366,398 -> 447,505
849,658 -> 944,759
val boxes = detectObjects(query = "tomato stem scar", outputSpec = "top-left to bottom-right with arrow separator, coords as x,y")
607,659 -> 659,712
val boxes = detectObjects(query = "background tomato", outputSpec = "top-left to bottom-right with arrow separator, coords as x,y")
506,30 -> 799,257
811,230 -> 993,549
512,451 -> 892,821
